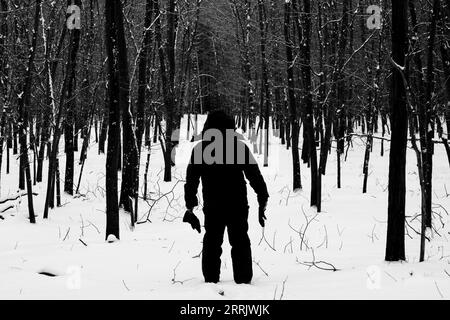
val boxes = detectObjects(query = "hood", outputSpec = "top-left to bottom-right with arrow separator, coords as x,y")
202,110 -> 236,133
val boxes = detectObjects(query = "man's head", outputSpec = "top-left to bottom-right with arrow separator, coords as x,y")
202,110 -> 235,134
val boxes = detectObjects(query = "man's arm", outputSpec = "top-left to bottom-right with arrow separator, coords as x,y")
184,149 -> 201,209
243,145 -> 269,206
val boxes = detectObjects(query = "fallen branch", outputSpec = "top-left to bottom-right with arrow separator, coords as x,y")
279,277 -> 288,300
0,192 -> 38,205
348,133 -> 447,145
434,281 -> 444,298
122,280 -> 130,291
63,228 -> 71,241
171,261 -> 194,285
192,250 -> 202,259
296,249 -> 339,272
258,228 -> 277,251
253,260 -> 269,277
384,271 -> 398,282
1,205 -> 14,214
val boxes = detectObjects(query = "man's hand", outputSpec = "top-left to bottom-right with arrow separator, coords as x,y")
183,209 -> 201,233
258,203 -> 267,228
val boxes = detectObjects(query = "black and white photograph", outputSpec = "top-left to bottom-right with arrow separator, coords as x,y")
0,0 -> 449,304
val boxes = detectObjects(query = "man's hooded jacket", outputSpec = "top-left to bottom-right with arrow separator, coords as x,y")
184,111 -> 269,212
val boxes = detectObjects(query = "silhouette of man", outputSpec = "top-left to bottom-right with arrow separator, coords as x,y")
184,110 -> 269,284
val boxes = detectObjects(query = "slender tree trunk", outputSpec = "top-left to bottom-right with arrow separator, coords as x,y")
257,0 -> 270,167
422,0 -> 439,231
299,0 -> 318,207
0,0 -> 8,195
119,9 -> 139,224
99,111 -> 108,154
17,0 -> 43,223
335,0 -> 349,189
284,0 -> 301,191
441,1 -> 450,166
104,0 -> 122,241
136,0 -> 154,153
64,0 -> 82,196
386,0 -> 408,262
154,0 -> 176,182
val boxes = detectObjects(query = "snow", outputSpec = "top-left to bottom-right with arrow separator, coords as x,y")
0,115 -> 449,300
106,234 -> 119,243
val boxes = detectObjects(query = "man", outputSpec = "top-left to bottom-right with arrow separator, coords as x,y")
183,110 -> 269,284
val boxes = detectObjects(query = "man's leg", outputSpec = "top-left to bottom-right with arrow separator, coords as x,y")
227,209 -> 253,284
202,213 -> 226,283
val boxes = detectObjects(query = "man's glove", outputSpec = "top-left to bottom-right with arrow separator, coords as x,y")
258,202 -> 267,228
183,209 -> 201,233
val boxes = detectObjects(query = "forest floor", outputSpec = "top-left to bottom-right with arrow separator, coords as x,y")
0,116 -> 449,300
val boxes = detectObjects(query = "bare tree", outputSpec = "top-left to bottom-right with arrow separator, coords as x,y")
386,0 -> 408,262
284,0 -> 301,191
17,0 -> 43,223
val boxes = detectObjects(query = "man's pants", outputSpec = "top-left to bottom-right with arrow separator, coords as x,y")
202,207 -> 252,284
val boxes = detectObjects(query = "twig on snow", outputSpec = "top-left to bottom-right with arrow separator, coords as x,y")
258,228 -> 277,251
435,281 -> 444,298
122,280 -> 130,291
253,260 -> 269,277
63,228 -> 71,241
296,249 -> 339,272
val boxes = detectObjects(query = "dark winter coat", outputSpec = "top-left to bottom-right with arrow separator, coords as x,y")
184,112 -> 269,212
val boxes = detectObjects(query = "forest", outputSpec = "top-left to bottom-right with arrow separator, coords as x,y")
0,0 -> 449,299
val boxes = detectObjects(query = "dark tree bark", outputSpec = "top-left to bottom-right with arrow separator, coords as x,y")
386,0 -> 408,262
104,0 -> 123,241
257,0 -> 271,167
319,0 -> 339,177
64,0 -> 82,196
135,0 -> 154,153
334,0 -> 350,189
119,11 -> 139,224
421,0 -> 439,232
17,0 -> 42,223
38,17 -> 67,184
441,1 -> 450,166
99,111 -> 108,154
299,0 -> 318,208
154,0 -> 176,182
0,0 -> 8,192
0,0 -> 7,106
231,0 -> 255,133
130,0 -> 155,223
284,0 -> 301,191
43,1 -> 81,218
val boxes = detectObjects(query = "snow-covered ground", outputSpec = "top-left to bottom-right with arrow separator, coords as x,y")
0,115 -> 449,300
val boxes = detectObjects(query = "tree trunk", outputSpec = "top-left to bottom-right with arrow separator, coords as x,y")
64,0 -> 82,196
17,0 -> 42,223
119,5 -> 139,223
154,0 -> 176,183
385,0 -> 408,262
300,0 -> 318,208
441,1 -> 450,167
136,0 -> 154,153
422,0 -> 439,232
104,0 -> 122,241
284,0 -> 301,191
257,0 -> 270,167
